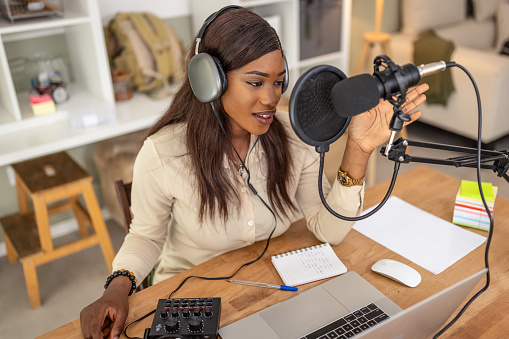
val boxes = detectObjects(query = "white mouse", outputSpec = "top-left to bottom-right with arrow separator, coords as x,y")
371,259 -> 421,287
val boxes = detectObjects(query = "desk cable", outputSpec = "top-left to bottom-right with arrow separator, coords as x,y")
123,102 -> 279,339
317,62 -> 493,337
311,62 -> 493,338
431,63 -> 493,338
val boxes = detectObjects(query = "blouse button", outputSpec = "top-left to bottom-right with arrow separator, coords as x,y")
247,220 -> 254,227
241,187 -> 247,193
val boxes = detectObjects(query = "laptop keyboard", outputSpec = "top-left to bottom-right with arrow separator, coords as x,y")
300,303 -> 390,339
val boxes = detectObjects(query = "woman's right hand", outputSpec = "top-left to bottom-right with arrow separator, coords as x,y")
80,276 -> 131,339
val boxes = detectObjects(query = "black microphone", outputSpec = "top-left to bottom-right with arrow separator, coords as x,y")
330,59 -> 451,118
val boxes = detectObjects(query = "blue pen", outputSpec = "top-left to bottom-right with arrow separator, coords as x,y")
229,279 -> 298,291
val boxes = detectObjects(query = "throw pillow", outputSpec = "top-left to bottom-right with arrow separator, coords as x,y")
497,1 -> 509,52
471,0 -> 502,22
413,30 -> 455,105
402,0 -> 467,35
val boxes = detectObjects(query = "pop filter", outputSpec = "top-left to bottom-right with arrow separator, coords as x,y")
288,64 -> 400,224
289,65 -> 350,153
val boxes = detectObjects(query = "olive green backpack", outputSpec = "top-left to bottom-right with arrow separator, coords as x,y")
105,12 -> 184,98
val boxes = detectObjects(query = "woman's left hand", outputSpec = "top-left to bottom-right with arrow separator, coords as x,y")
347,83 -> 429,155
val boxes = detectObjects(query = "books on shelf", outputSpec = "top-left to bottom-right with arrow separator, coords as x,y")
452,180 -> 498,231
271,243 -> 347,287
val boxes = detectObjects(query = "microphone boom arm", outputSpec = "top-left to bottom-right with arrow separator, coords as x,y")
382,138 -> 509,184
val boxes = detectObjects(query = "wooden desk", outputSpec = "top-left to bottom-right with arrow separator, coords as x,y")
40,166 -> 509,338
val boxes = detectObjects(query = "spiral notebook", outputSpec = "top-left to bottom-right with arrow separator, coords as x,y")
271,243 -> 347,286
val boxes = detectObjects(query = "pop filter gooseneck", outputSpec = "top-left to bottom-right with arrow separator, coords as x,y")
289,65 -> 399,221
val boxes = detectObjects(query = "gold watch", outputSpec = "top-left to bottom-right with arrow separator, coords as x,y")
337,169 -> 365,187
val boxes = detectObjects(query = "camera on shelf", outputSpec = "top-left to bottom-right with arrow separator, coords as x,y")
30,70 -> 70,104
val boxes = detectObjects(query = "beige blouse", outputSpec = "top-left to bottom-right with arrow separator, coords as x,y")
112,112 -> 364,285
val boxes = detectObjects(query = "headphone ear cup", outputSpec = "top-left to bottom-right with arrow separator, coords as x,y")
188,53 -> 226,103
212,56 -> 228,96
282,55 -> 289,94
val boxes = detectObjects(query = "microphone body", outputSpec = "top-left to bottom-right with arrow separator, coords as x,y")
331,59 -> 449,118
417,61 -> 448,77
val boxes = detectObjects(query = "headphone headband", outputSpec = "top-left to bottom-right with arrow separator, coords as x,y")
195,5 -> 242,55
188,5 -> 288,103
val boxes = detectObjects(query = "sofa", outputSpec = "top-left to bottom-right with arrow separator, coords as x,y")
389,0 -> 509,144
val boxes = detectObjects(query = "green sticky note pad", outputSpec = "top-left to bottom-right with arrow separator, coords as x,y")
460,180 -> 493,200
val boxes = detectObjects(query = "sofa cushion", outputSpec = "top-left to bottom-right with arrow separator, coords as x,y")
436,18 -> 496,50
497,1 -> 509,53
402,0 -> 467,35
471,0 -> 502,22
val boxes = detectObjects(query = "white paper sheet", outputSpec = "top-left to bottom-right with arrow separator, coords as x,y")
353,196 -> 486,274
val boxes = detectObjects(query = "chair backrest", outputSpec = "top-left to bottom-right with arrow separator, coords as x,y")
114,178 -> 151,290
114,179 -> 132,233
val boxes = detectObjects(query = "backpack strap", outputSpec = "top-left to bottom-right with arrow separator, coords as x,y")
109,13 -> 155,91
126,13 -> 175,92
165,23 -> 185,82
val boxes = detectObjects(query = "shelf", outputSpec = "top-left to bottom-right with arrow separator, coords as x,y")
18,83 -> 102,120
2,27 -> 65,42
0,13 -> 91,36
0,0 -> 115,168
240,0 -> 291,6
0,83 -> 108,135
0,103 -> 15,124
0,93 -> 171,167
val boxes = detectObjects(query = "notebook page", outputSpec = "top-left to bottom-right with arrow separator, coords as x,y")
271,243 -> 347,286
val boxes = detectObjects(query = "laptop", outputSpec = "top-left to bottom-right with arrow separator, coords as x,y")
219,268 -> 487,339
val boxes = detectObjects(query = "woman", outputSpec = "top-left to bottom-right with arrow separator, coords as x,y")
80,7 -> 428,339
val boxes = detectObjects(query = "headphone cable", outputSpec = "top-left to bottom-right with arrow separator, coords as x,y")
123,102 -> 278,339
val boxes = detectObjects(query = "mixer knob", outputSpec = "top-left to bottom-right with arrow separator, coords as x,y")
188,316 -> 203,332
182,308 -> 190,318
160,311 -> 168,319
171,308 -> 179,317
204,307 -> 213,318
164,318 -> 180,333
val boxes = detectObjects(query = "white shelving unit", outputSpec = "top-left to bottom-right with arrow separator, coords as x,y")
189,0 -> 351,92
0,0 -> 171,167
0,1 -> 112,126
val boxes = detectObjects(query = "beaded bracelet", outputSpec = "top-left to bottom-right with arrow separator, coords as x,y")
104,269 -> 137,296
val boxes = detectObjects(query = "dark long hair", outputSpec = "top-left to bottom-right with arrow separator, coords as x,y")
148,8 -> 296,222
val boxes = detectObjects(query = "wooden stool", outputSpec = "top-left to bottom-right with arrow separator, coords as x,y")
354,32 -> 392,75
0,152 -> 115,308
